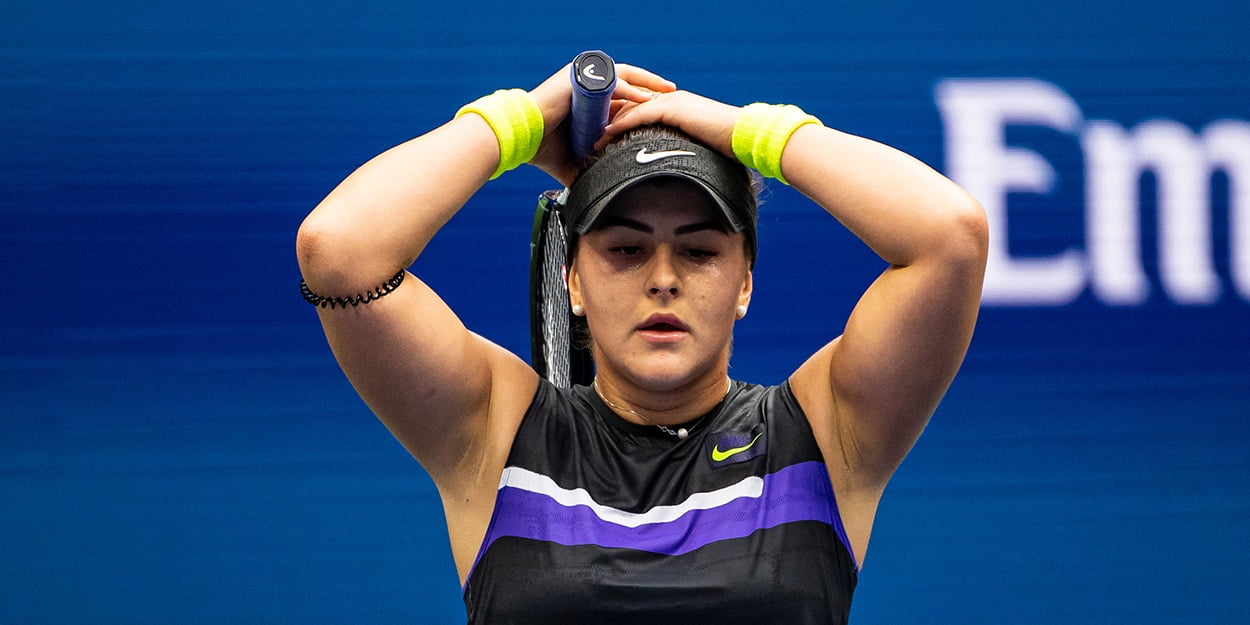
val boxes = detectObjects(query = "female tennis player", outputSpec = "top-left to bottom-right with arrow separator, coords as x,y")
296,58 -> 987,623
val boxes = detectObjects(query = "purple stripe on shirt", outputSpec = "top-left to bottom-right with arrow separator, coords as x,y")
479,460 -> 853,562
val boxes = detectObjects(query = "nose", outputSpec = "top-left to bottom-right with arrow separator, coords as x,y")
647,247 -> 680,298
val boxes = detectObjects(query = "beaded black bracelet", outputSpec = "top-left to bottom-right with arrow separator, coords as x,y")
300,270 -> 405,309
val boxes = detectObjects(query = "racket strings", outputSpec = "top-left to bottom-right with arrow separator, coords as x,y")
539,204 -> 572,387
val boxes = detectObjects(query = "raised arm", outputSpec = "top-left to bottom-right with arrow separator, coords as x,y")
600,90 -> 988,491
780,124 -> 987,490
296,102 -> 523,486
295,64 -> 675,489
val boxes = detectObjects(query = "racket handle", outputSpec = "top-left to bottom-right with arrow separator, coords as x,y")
569,50 -> 616,160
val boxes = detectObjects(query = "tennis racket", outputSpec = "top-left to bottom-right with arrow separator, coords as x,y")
528,50 -> 615,387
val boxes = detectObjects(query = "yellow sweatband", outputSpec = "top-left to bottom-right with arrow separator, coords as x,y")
731,102 -> 821,185
456,89 -> 545,180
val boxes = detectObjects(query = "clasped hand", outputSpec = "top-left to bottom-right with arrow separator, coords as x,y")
526,60 -> 742,186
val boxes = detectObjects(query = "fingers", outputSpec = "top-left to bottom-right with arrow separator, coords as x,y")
597,90 -> 740,157
608,98 -> 634,121
605,64 -> 675,132
615,63 -> 677,100
529,62 -> 671,131
597,90 -> 680,144
530,59 -> 730,158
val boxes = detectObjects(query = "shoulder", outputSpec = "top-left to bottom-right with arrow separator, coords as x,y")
518,380 -> 601,429
511,380 -> 593,438
499,380 -> 598,466
719,379 -> 827,462
721,379 -> 807,422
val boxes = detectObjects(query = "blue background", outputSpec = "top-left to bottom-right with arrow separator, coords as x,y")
3,1 -> 1248,622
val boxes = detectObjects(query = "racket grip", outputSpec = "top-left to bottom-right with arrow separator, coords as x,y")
569,50 -> 616,160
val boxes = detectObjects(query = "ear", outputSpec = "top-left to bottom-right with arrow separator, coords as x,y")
737,269 -> 753,313
566,258 -> 584,312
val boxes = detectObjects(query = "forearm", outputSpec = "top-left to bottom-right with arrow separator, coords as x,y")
296,114 -> 499,294
781,124 -> 986,269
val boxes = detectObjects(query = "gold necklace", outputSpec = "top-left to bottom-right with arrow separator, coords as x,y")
591,378 -> 728,440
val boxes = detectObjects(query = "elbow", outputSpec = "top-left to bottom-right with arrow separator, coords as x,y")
297,206 -> 412,292
295,213 -> 332,280
937,192 -> 989,270
295,208 -> 366,289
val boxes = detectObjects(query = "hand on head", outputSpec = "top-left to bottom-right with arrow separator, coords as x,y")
528,62 -> 678,185
526,59 -> 740,186
598,88 -> 741,161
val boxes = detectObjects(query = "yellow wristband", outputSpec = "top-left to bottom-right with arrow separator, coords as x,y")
456,89 -> 545,180
731,102 -> 821,185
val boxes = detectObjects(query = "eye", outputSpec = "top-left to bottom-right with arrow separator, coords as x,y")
609,245 -> 643,256
687,248 -> 718,259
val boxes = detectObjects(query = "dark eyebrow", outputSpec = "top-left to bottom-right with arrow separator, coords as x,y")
596,216 -> 652,233
597,217 -> 729,236
675,220 -> 730,235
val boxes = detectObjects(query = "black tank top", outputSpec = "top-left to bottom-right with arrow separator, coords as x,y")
462,379 -> 858,624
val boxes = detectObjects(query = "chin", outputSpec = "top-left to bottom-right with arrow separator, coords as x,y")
619,355 -> 719,392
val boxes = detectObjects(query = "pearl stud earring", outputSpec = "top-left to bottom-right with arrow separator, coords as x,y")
736,305 -> 748,318
572,304 -> 584,316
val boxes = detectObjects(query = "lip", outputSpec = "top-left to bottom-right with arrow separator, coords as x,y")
636,313 -> 689,343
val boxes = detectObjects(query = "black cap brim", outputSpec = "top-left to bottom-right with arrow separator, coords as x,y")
566,133 -> 756,240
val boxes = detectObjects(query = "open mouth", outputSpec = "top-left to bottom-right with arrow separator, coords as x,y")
641,322 -> 685,332
637,314 -> 688,337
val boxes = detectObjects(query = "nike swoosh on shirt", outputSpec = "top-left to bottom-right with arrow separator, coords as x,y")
711,432 -> 764,462
636,147 -> 697,164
